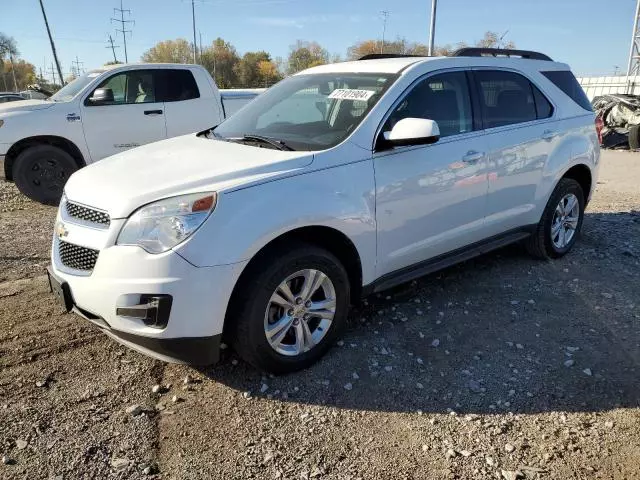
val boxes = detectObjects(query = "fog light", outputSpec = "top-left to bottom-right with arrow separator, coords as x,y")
116,294 -> 172,329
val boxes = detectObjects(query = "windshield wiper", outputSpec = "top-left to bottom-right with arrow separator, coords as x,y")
235,134 -> 294,151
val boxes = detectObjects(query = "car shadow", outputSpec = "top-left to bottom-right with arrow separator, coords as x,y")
196,211 -> 640,415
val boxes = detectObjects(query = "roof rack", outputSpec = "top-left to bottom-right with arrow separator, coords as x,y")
452,48 -> 553,61
358,53 -> 425,61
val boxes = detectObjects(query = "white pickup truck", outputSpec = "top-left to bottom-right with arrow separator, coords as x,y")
0,63 -> 261,204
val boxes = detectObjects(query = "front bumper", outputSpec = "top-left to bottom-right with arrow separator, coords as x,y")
49,241 -> 247,365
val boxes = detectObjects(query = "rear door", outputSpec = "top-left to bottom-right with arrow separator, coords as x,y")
81,69 -> 166,160
472,69 -> 560,235
160,69 -> 216,137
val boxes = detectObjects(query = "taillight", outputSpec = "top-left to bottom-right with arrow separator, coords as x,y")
595,115 -> 604,145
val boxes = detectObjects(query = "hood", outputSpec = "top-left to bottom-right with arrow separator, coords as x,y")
64,134 -> 313,218
0,99 -> 55,113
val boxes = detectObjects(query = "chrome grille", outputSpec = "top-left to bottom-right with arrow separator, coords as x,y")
65,201 -> 110,227
58,240 -> 99,271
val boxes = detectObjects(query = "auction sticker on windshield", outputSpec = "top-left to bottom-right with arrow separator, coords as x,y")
328,89 -> 376,101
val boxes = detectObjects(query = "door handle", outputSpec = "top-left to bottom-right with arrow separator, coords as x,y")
144,109 -> 163,116
462,150 -> 485,163
541,129 -> 558,140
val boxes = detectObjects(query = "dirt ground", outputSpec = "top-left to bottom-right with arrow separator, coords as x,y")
1,151 -> 639,480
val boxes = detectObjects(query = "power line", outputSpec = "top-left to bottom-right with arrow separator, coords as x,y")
111,0 -> 134,63
106,34 -> 120,63
71,55 -> 84,77
380,10 -> 390,54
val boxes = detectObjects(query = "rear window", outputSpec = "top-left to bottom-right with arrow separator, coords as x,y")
159,69 -> 200,102
542,71 -> 592,111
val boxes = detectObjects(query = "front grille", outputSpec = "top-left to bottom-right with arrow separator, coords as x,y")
58,240 -> 99,271
65,201 -> 110,227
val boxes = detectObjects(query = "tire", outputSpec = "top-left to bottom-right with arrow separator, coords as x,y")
525,178 -> 585,260
229,243 -> 350,374
629,124 -> 640,150
13,145 -> 78,206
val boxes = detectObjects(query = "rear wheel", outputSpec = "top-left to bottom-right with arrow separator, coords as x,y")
629,124 -> 640,150
230,244 -> 350,374
526,178 -> 585,259
13,145 -> 78,205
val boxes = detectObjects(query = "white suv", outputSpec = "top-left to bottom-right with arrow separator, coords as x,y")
48,48 -> 600,373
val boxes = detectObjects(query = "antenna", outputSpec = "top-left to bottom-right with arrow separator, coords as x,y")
111,0 -> 134,63
380,10 -> 390,54
106,34 -> 120,63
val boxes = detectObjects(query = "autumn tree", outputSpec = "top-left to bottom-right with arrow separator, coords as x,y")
141,39 -> 193,64
287,41 -> 328,74
1,59 -> 36,91
257,59 -> 282,87
0,32 -> 20,91
199,38 -> 240,88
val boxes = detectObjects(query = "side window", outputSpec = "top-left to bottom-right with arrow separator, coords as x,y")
88,70 -> 157,105
160,69 -> 200,102
542,70 -> 592,111
532,84 -> 553,119
475,70 -> 537,128
386,71 -> 473,138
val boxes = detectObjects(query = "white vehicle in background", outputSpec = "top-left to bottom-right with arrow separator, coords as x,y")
0,63 -> 262,204
48,48 -> 600,373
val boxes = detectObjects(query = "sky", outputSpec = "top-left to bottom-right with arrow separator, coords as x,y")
2,0 -> 636,81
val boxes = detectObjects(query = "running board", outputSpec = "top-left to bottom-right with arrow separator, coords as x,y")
364,228 -> 534,295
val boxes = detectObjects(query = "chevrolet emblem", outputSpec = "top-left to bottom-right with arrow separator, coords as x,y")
56,222 -> 69,239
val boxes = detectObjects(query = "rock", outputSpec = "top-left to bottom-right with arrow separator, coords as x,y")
485,456 -> 495,466
602,293 -> 613,299
422,444 -> 429,452
142,466 -> 152,475
231,359 -> 239,366
416,382 -> 424,389
352,372 -> 360,380
380,347 -> 389,355
460,450 -> 472,457
501,470 -> 523,480
431,339 -> 440,347
336,340 -> 344,346
510,300 -> 520,305
416,358 -> 424,365
445,448 -> 457,459
527,299 -> 535,305
111,457 -> 129,470
15,439 -> 27,450
2,456 -> 15,465
260,383 -> 269,393
242,391 -> 251,399
564,359 -> 575,368
171,395 -> 182,403
604,420 -> 614,429
151,384 -> 162,394
504,443 -> 515,453
125,404 -> 143,416
583,368 -> 592,376
343,383 -> 353,391
467,380 -> 482,393
566,346 -> 580,353
516,343 -> 524,350
384,366 -> 393,372
35,379 -> 47,388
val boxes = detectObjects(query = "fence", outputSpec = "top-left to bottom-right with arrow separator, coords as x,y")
577,75 -> 640,100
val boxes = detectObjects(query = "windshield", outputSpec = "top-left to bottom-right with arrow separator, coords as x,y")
50,70 -> 104,102
213,73 -> 396,151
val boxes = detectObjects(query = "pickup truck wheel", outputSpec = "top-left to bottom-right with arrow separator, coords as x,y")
526,178 -> 585,259
231,244 -> 350,374
13,145 -> 78,205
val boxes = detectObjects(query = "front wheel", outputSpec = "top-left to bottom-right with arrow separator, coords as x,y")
13,145 -> 78,205
230,244 -> 350,374
526,178 -> 585,259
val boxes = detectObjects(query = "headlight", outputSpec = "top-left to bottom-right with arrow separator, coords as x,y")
117,192 -> 217,254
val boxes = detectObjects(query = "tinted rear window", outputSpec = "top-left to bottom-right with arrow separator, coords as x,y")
159,69 -> 200,102
542,71 -> 592,111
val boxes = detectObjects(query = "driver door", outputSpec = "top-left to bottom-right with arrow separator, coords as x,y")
81,69 -> 167,161
374,70 -> 491,277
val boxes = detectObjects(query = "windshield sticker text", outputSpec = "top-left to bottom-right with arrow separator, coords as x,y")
328,89 -> 376,101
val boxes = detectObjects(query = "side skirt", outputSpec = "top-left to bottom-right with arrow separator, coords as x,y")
363,226 -> 536,296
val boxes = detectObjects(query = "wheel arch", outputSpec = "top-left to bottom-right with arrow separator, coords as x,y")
222,225 -> 363,337
4,135 -> 86,181
560,163 -> 592,203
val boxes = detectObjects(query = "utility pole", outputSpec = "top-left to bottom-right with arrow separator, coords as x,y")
38,0 -> 65,86
112,0 -> 134,63
106,34 -> 120,63
191,0 -> 198,63
71,56 -> 84,77
199,31 -> 203,61
47,62 -> 57,85
627,0 -> 640,93
380,10 -> 390,54
428,0 -> 438,56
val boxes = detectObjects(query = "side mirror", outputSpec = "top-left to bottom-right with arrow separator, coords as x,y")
88,88 -> 114,105
382,118 -> 440,148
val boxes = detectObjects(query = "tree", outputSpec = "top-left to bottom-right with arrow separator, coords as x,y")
2,59 -> 36,91
104,60 -> 123,66
257,59 -> 282,87
234,51 -> 270,88
346,38 -> 429,60
475,31 -> 515,49
287,41 -> 328,74
0,32 -> 19,91
141,39 -> 193,64
200,38 -> 240,88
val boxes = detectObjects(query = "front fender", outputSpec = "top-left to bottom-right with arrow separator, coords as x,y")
175,160 -> 377,285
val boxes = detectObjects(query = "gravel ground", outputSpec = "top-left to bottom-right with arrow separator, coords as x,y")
1,150 -> 639,479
